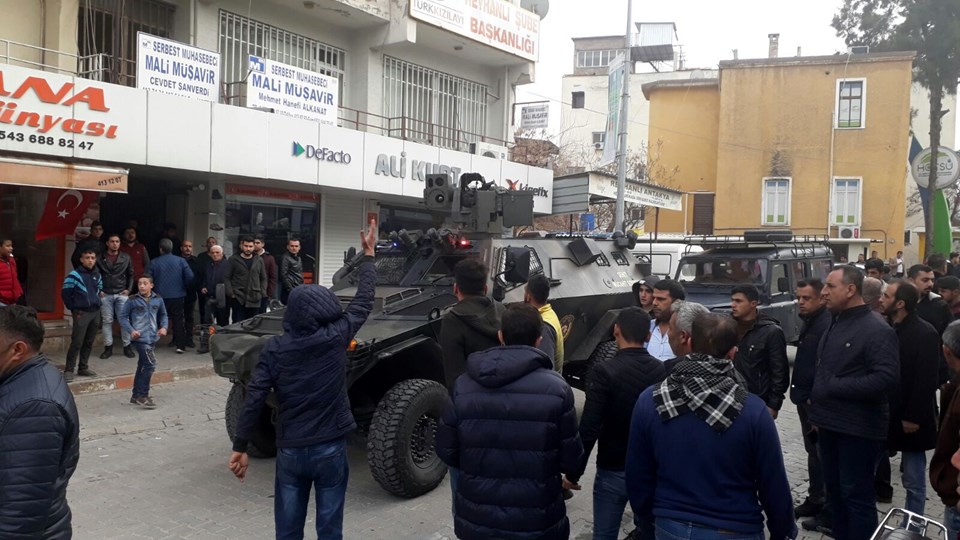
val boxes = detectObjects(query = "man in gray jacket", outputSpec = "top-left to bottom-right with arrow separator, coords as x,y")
225,236 -> 267,322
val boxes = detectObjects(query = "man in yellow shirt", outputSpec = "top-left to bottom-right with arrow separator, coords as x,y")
525,275 -> 564,372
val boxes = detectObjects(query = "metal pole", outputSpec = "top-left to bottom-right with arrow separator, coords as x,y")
614,0 -> 632,233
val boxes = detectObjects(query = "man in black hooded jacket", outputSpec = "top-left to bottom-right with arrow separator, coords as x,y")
730,284 -> 789,418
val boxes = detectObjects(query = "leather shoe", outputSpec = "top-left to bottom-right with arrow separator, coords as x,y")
77,368 -> 98,377
99,346 -> 113,359
794,498 -> 824,517
123,345 -> 136,358
63,371 -> 75,382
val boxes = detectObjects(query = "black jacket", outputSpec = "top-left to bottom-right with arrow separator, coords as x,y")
279,252 -> 304,292
224,254 -> 267,308
437,345 -> 584,540
790,307 -> 831,405
182,254 -> 204,293
234,257 -> 374,451
733,313 -> 790,411
439,296 -> 504,391
204,259 -> 229,294
888,313 -> 941,451
571,347 -> 665,482
808,305 -> 899,440
918,293 -> 953,384
97,251 -> 134,295
0,354 -> 80,539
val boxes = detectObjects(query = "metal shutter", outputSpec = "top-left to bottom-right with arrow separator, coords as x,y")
320,196 -> 364,286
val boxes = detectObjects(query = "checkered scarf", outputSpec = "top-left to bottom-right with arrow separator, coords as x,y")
653,353 -> 747,433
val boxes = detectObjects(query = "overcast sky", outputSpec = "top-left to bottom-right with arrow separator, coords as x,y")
516,0 -> 849,132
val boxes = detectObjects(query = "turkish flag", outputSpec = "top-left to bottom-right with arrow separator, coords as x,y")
35,189 -> 98,241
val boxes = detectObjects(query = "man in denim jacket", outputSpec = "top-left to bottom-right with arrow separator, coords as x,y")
119,276 -> 168,409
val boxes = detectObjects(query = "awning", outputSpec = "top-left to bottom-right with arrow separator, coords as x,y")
551,170 -> 683,214
0,156 -> 128,193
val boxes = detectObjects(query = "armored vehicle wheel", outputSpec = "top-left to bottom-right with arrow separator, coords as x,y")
589,340 -> 619,368
225,384 -> 277,459
367,379 -> 448,498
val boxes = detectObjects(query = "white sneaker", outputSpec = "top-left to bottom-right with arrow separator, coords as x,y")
176,348 -> 184,354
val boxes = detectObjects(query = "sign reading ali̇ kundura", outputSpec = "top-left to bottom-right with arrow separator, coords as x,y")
136,32 -> 220,102
246,55 -> 339,126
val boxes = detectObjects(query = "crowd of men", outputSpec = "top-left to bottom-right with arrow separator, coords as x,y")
10,225 -> 960,539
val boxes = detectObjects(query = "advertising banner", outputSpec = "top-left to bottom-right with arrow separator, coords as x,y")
409,0 -> 540,61
246,55 -> 339,126
600,53 -> 625,167
136,32 -> 220,102
519,102 -> 549,130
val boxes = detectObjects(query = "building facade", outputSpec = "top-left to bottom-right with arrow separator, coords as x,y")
0,0 -> 551,322
643,51 -> 917,262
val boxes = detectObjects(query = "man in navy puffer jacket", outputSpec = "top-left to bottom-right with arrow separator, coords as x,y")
227,223 -> 377,540
437,303 -> 584,540
0,305 -> 79,539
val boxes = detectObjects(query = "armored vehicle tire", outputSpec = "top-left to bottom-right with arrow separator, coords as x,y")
225,384 -> 277,459
589,340 -> 619,368
367,379 -> 448,498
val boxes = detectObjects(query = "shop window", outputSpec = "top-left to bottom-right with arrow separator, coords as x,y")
225,187 -> 319,285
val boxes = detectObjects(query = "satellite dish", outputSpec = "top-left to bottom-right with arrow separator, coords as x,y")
520,0 -> 549,19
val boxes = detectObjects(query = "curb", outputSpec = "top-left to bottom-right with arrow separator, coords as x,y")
67,366 -> 217,395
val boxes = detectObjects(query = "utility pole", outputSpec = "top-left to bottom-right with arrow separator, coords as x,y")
614,0 -> 632,232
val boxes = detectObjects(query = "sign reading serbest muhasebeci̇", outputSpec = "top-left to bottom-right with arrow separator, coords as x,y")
246,56 -> 339,126
519,103 -> 549,130
136,32 -> 220,102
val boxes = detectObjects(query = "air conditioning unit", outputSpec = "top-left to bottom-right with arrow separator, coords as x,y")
469,141 -> 508,160
839,226 -> 861,239
594,142 -> 604,151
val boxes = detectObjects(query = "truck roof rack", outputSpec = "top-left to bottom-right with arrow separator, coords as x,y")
682,233 -> 832,258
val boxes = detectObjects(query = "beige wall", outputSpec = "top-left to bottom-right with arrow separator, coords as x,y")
0,0 -> 78,72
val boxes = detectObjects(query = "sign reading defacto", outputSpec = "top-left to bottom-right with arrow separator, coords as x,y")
292,141 -> 352,164
246,56 -> 339,126
136,32 -> 220,102
519,102 -> 549,130
410,0 -> 540,62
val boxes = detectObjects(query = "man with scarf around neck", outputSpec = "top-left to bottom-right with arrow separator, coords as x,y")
625,312 -> 796,540
808,266 -> 899,540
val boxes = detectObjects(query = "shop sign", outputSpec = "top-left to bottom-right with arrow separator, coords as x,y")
226,184 -> 318,202
410,0 -> 540,62
373,151 -> 464,184
246,56 -> 339,126
519,102 -> 549,130
911,146 -> 960,190
589,175 -> 682,211
505,177 -> 548,198
136,32 -> 220,102
0,157 -> 128,193
292,141 -> 352,164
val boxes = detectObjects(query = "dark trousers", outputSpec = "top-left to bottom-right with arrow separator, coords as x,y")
164,297 -> 187,349
274,438 -> 348,540
259,297 -> 269,315
65,309 -> 100,372
132,342 -> 157,398
183,290 -> 197,341
797,404 -> 826,504
197,292 -> 207,328
231,299 -> 258,323
202,297 -> 230,327
281,287 -> 291,305
875,452 -> 894,499
818,429 -> 883,540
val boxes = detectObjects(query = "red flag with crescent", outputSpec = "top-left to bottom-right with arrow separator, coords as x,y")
35,189 -> 98,241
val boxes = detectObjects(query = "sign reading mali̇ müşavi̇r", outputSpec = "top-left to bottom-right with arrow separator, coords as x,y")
245,55 -> 339,126
136,32 -> 220,102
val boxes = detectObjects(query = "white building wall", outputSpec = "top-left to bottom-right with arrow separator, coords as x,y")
559,69 -> 717,168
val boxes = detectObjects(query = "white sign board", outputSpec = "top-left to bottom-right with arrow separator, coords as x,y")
246,55 -> 339,126
590,175 -> 682,211
410,0 -> 540,61
911,146 -> 960,190
600,53 -> 625,167
519,103 -> 549,130
136,33 -> 220,102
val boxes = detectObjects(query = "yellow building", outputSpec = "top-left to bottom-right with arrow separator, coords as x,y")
643,51 -> 915,261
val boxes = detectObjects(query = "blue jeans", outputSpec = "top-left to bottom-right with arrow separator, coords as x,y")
101,293 -> 130,347
275,438 -> 349,540
593,469 -> 639,540
900,451 -> 927,516
943,505 -> 960,540
818,429 -> 883,540
654,518 -> 763,540
132,342 -> 157,398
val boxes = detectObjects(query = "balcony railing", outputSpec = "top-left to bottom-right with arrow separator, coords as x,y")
0,39 -> 509,153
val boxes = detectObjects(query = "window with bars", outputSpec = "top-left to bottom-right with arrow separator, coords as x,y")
762,178 -> 790,225
576,49 -> 618,68
78,0 -> 176,86
837,79 -> 866,129
218,11 -> 346,105
833,178 -> 861,225
382,56 -> 488,151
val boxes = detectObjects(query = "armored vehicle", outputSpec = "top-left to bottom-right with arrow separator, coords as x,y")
674,232 -> 834,342
211,173 -> 652,498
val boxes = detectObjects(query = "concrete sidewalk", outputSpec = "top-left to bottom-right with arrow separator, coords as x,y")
45,338 -> 217,395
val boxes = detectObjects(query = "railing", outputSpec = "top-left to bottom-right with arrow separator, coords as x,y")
1,41 -> 510,152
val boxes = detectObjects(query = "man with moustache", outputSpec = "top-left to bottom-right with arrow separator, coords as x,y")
647,280 -> 685,361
